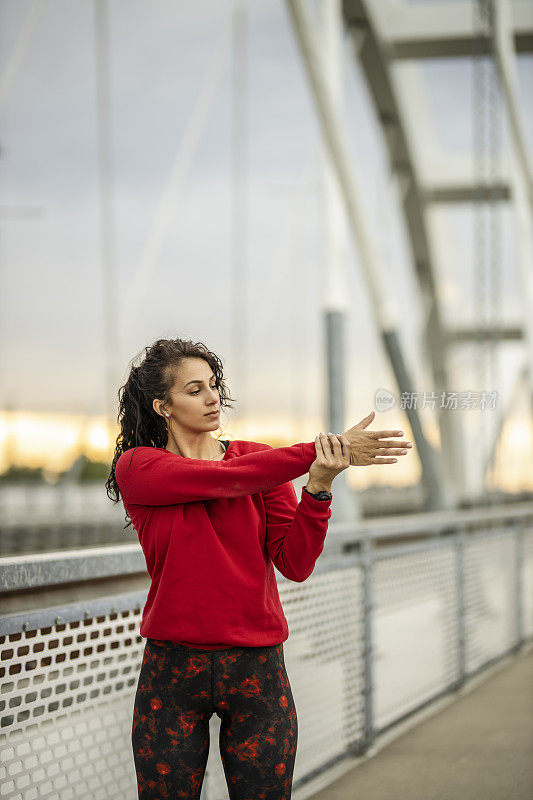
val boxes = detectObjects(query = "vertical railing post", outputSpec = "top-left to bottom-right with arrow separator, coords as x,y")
455,527 -> 467,688
342,560 -> 367,755
514,521 -> 525,651
361,533 -> 374,752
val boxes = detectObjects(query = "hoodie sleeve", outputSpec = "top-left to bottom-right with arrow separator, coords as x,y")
262,479 -> 332,583
115,441 -> 318,506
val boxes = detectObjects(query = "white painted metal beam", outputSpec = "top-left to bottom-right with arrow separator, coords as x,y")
423,181 -> 510,204
346,0 -> 533,59
343,0 -> 464,501
491,0 -> 533,432
286,0 -> 456,510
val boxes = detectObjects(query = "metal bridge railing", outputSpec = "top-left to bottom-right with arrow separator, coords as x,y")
1,503 -> 532,800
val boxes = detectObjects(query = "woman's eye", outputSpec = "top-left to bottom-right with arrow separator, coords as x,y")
191,386 -> 216,396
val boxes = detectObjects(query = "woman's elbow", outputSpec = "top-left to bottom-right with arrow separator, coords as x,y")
276,563 -> 314,583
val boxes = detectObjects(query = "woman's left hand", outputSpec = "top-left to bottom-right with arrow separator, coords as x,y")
306,432 -> 350,493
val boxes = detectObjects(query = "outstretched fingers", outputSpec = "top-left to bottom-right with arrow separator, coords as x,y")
370,429 -> 404,439
374,447 -> 409,456
369,433 -> 412,464
372,438 -> 412,450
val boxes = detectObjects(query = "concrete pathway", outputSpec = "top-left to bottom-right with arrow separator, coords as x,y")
303,648 -> 533,800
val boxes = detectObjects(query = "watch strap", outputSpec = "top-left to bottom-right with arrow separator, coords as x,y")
303,486 -> 332,501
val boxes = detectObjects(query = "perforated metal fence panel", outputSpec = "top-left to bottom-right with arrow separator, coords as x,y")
0,611 -> 144,800
204,560 -> 366,800
372,541 -> 460,732
1,518 -> 532,799
521,527 -> 533,638
464,529 -> 521,672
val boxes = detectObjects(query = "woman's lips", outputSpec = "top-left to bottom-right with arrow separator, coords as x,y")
205,410 -> 219,417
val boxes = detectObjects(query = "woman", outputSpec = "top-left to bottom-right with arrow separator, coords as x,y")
106,337 -> 411,800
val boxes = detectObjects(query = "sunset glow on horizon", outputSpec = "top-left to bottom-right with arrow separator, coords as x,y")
0,409 -> 531,493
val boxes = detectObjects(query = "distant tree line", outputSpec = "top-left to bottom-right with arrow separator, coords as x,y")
0,455 -> 110,483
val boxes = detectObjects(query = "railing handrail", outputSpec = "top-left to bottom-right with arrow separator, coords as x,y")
331,501 -> 533,536
1,502 -> 532,593
0,543 -> 145,592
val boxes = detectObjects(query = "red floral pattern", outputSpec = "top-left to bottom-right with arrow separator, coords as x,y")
132,640 -> 298,799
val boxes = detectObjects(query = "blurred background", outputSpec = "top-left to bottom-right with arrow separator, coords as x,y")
1,0 -> 532,543
1,1 -> 532,798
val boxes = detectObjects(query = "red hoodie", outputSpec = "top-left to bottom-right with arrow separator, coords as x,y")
115,438 -> 332,649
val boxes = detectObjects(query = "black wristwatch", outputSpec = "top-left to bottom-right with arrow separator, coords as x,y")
303,486 -> 333,501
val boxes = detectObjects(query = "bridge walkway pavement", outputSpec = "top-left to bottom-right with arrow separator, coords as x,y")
297,646 -> 533,800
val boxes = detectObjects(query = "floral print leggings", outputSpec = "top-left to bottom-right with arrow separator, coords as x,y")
132,638 -> 298,799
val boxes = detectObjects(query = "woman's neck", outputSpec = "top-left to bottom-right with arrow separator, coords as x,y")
165,436 -> 225,460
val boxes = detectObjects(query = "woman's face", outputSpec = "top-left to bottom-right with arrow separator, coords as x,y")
165,358 -> 220,430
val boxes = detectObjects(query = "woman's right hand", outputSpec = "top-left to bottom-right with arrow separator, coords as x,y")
340,410 -> 413,466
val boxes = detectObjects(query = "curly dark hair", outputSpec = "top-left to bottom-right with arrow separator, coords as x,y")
105,337 -> 236,528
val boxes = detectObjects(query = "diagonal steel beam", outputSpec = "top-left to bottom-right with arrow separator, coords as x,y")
285,0 -> 456,510
342,0 -> 465,499
370,0 -> 533,59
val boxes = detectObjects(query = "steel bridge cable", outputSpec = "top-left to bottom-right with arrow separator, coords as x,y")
119,15 -> 232,340
0,0 -> 47,113
473,0 -> 503,500
94,0 -> 119,444
490,0 -> 533,489
230,0 -> 248,434
486,1 -> 503,492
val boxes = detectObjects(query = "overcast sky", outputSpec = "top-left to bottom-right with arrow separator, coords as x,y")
1,0 -> 532,465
